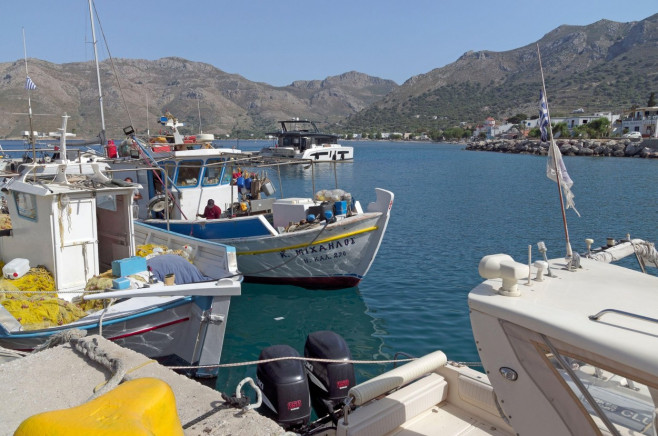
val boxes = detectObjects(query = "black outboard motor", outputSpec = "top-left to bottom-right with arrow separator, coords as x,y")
304,331 -> 355,418
256,344 -> 311,430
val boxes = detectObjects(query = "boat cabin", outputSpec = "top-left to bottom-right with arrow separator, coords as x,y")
267,119 -> 340,151
0,162 -> 136,299
109,148 -> 276,221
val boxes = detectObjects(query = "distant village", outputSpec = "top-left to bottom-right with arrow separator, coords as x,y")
347,106 -> 658,142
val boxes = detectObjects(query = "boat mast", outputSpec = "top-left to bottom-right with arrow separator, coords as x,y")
197,96 -> 203,134
146,93 -> 150,136
21,28 -> 36,162
88,0 -> 106,148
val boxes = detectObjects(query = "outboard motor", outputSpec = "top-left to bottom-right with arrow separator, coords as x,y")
256,344 -> 311,430
304,331 -> 355,418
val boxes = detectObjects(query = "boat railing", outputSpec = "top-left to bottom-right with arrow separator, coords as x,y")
588,308 -> 658,325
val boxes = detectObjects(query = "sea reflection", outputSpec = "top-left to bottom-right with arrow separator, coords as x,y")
214,283 -> 388,395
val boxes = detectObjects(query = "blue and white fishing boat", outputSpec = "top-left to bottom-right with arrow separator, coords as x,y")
0,116 -> 241,377
106,139 -> 392,289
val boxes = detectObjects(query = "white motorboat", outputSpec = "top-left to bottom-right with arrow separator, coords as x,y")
250,237 -> 658,435
260,119 -> 353,162
0,116 -> 241,377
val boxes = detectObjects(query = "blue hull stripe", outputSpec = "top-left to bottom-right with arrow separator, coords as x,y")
147,218 -> 272,238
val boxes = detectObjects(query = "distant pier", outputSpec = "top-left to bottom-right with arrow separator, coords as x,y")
465,138 -> 658,158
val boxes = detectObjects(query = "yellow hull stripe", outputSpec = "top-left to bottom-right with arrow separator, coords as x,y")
238,226 -> 379,255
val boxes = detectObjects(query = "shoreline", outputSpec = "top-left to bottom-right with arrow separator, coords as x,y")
465,138 -> 658,158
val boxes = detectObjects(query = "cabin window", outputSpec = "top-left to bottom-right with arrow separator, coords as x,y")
545,349 -> 656,435
12,192 -> 37,221
97,194 -> 117,211
202,158 -> 226,186
176,160 -> 203,187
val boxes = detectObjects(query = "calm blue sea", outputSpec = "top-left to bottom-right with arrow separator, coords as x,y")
213,139 -> 658,394
2,139 -> 656,396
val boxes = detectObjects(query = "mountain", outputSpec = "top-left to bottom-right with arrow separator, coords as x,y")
344,13 -> 658,133
1,13 -> 657,139
0,58 -> 397,139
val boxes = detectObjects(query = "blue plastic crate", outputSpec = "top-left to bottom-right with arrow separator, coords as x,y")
111,256 -> 147,277
112,277 -> 131,290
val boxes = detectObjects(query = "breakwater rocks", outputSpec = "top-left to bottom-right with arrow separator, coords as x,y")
465,138 -> 658,158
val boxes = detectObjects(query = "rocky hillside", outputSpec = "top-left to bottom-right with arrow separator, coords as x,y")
0,58 -> 397,139
345,13 -> 658,132
1,13 -> 656,139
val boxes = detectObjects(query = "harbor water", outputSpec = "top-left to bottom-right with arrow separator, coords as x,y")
214,140 -> 658,394
1,139 -> 656,396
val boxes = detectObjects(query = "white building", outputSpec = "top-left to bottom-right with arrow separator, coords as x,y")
621,106 -> 658,138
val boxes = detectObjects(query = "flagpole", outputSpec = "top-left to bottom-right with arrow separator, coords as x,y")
22,27 -> 36,162
537,44 -> 572,258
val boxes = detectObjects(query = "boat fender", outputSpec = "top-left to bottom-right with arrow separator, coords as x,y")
307,214 -> 316,222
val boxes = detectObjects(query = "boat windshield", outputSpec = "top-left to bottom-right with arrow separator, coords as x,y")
547,350 -> 656,435
202,158 -> 229,186
175,160 -> 203,187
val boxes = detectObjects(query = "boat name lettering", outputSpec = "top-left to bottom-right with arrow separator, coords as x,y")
280,238 -> 356,258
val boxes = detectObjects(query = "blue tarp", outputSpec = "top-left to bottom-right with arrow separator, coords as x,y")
146,254 -> 211,285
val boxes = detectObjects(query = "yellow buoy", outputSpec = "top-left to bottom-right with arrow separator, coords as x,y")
14,378 -> 183,435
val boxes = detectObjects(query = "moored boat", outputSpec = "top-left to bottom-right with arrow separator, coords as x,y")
0,116 -> 242,377
107,138 -> 392,289
260,119 -> 353,162
244,235 -> 658,435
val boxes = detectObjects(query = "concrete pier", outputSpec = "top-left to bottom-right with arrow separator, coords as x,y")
0,336 -> 283,435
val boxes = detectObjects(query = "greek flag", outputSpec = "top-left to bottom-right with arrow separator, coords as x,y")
25,76 -> 37,90
539,90 -> 549,142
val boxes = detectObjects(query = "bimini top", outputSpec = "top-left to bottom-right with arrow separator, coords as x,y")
267,120 -> 338,141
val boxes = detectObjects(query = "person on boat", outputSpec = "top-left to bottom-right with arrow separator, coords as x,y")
197,199 -> 222,219
124,177 -> 142,200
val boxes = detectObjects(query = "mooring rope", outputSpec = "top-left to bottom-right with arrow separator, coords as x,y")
164,356 -> 482,371
70,335 -> 128,400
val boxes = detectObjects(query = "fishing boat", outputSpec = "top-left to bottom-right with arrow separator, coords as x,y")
0,116 -> 241,377
250,236 -> 658,435
259,119 -> 353,162
106,137 -> 392,289
140,111 -> 214,154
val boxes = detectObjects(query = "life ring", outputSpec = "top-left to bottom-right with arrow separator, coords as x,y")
147,194 -> 171,217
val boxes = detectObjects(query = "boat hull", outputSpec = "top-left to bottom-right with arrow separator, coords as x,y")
0,293 -> 233,377
260,145 -> 354,161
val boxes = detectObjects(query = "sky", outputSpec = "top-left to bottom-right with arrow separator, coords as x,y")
1,0 -> 656,87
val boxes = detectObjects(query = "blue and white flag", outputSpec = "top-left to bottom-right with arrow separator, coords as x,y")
24,76 -> 37,90
539,90 -> 549,142
547,132 -> 580,217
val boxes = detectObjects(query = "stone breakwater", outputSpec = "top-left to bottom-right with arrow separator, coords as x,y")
465,138 -> 658,158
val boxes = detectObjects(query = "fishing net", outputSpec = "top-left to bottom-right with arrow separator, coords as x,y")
0,243 -> 192,329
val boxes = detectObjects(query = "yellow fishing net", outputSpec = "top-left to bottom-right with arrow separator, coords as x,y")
0,266 -> 86,330
0,214 -> 11,230
0,244 -> 187,330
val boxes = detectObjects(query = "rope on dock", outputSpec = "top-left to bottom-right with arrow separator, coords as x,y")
70,335 -> 128,400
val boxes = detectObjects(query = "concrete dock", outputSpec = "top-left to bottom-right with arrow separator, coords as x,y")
0,335 -> 283,435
